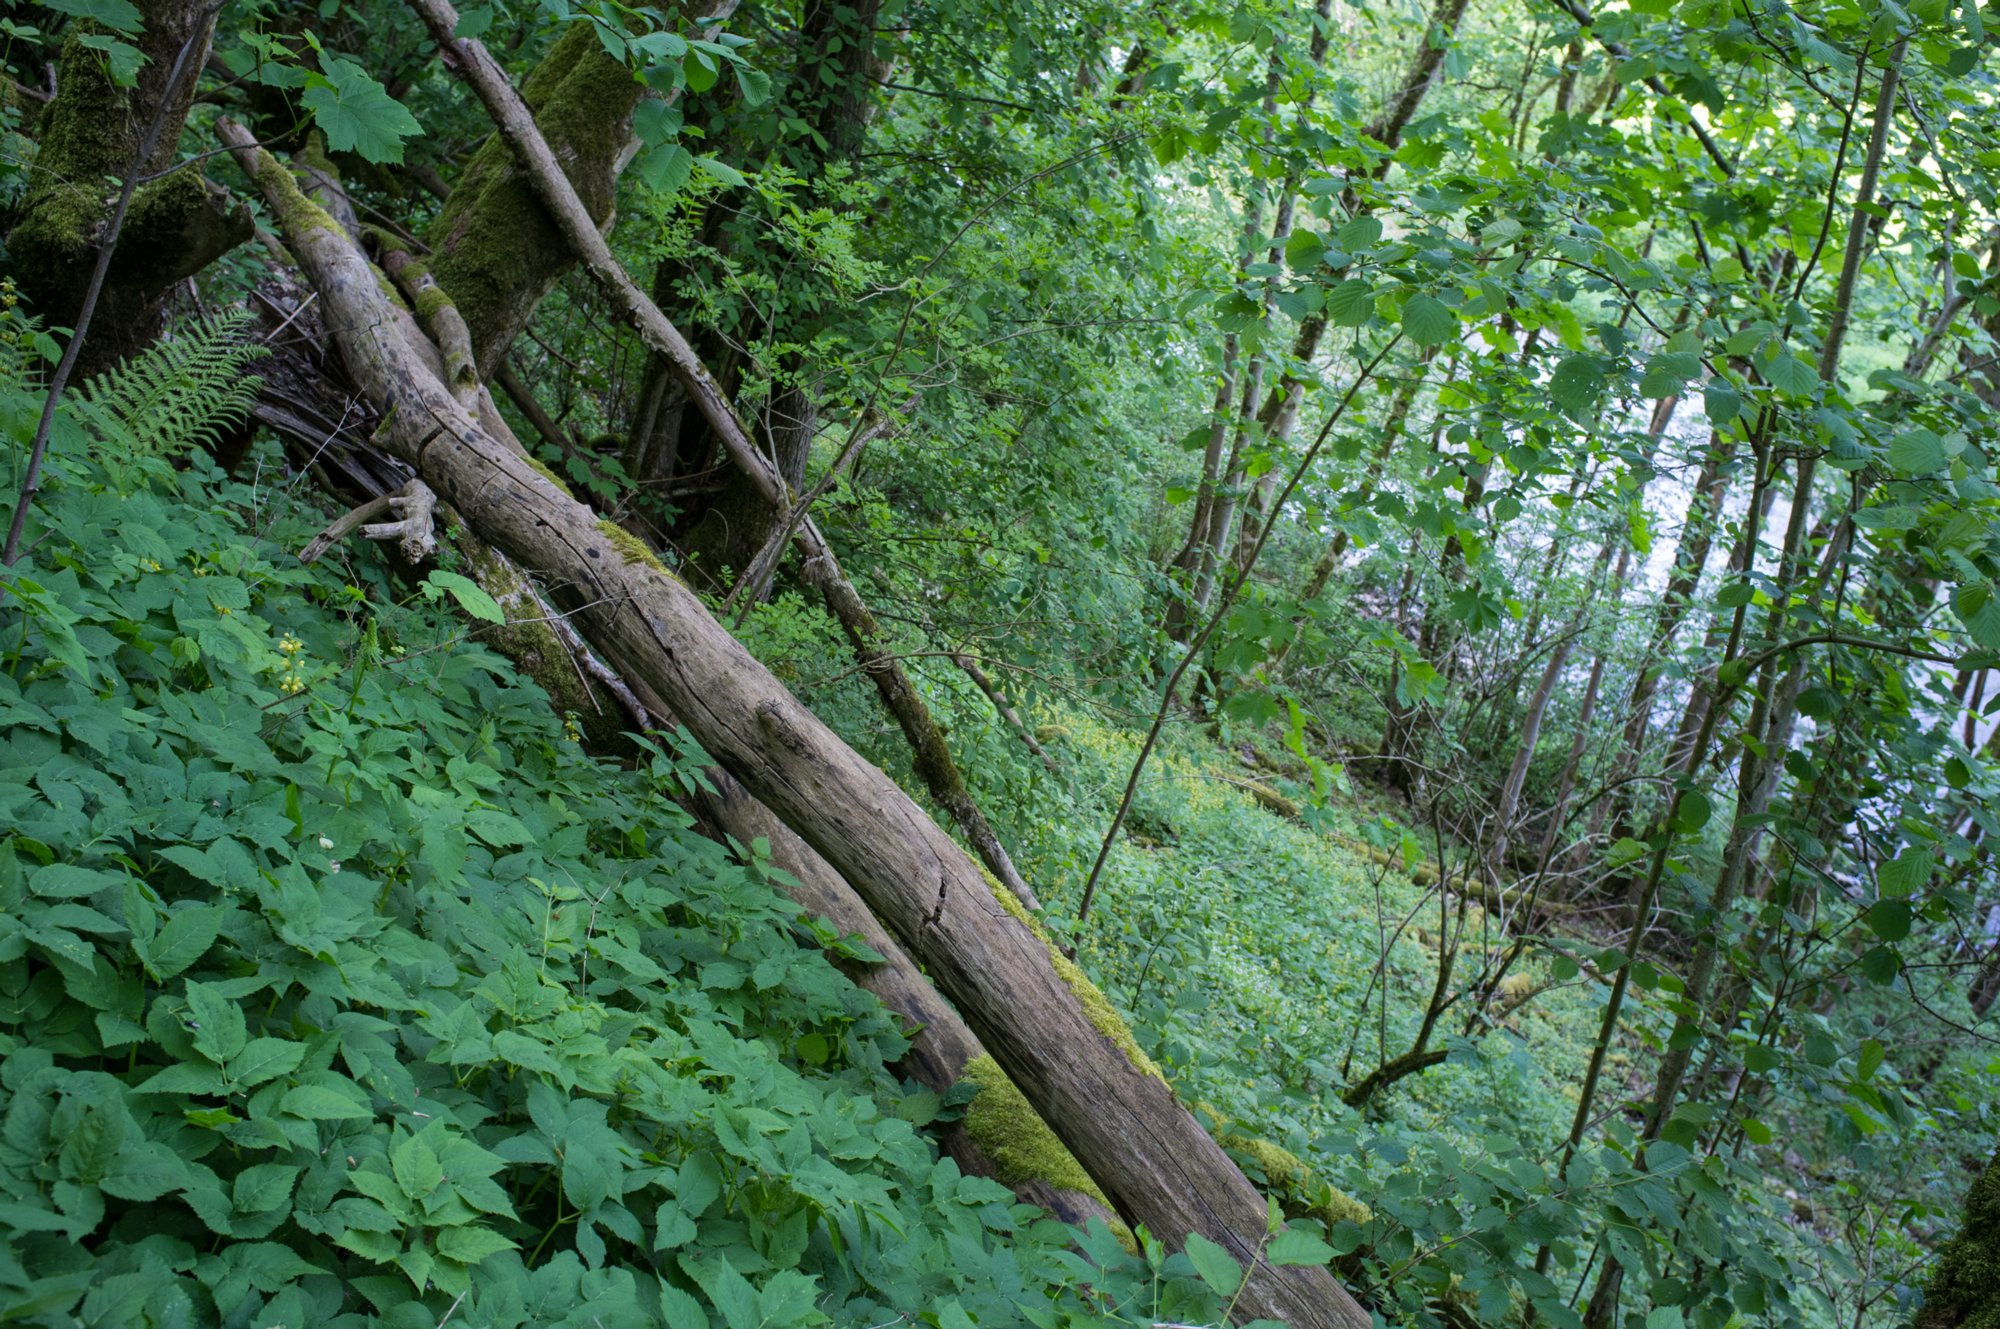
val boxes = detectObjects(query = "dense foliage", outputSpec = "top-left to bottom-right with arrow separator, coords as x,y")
5,0 -> 2000,1325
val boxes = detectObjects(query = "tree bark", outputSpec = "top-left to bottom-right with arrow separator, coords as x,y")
220,119 -> 1372,1329
421,3 -> 739,376
6,0 -> 250,373
1916,1145 -> 2000,1329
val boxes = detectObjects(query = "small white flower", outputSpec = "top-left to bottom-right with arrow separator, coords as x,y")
318,835 -> 334,850
327,860 -> 342,874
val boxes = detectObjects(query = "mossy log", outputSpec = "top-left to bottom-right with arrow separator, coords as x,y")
683,765 -> 1117,1232
220,116 -> 1371,1329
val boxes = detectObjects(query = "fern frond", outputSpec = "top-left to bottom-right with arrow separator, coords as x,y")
71,314 -> 269,459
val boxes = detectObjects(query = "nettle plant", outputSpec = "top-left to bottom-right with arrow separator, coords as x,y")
0,348 -> 1232,1328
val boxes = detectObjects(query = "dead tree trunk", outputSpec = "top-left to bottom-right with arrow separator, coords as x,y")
220,120 -> 1373,1329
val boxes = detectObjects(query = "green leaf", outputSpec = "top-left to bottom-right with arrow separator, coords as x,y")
1647,1306 -> 1685,1329
1338,215 -> 1384,251
280,1084 -> 372,1120
1284,228 -> 1326,270
1856,1038 -> 1885,1082
1183,1232 -> 1243,1297
1400,293 -> 1457,347
391,1132 -> 444,1199
732,62 -> 772,107
688,1256 -> 762,1329
1742,1117 -> 1773,1145
638,143 -> 695,197
1879,847 -> 1932,898
1955,584 -> 2000,650
43,0 -> 143,34
1671,790 -> 1712,834
301,54 -> 423,165
228,1037 -> 305,1089
694,155 -> 748,188
232,1163 -> 299,1214
436,1225 -> 517,1264
1865,899 -> 1912,942
1887,428 -> 1947,474
423,571 -> 505,625
1703,378 -> 1741,424
1763,348 -> 1820,397
1549,355 -> 1605,419
135,905 -> 222,980
30,863 -> 123,898
185,981 -> 249,1063
1266,1228 -> 1336,1266
100,1141 -> 188,1200
1325,279 -> 1376,328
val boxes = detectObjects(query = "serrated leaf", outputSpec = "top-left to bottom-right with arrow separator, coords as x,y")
693,155 -> 747,188
1879,847 -> 1932,898
43,0 -> 142,34
100,1141 -> 188,1200
136,905 -> 222,980
638,143 -> 695,197
1703,378 -> 1741,424
1338,215 -> 1383,251
1183,1232 -> 1243,1297
30,863 -> 123,898
1400,293 -> 1457,346
424,570 -> 505,625
1955,584 -> 2000,650
1325,279 -> 1376,328
1549,355 -> 1605,419
732,62 -> 772,106
1284,228 -> 1325,270
1763,348 -> 1821,397
435,1225 -> 517,1264
391,1132 -> 444,1199
232,1163 -> 299,1214
185,981 -> 248,1063
1856,1037 -> 1886,1082
1266,1228 -> 1336,1266
1865,898 -> 1912,942
228,1037 -> 306,1089
280,1084 -> 371,1120
301,54 -> 422,165
133,1062 -> 228,1096
1887,428 -> 1947,474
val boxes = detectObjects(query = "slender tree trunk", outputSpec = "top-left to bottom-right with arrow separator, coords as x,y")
1582,45 -> 1905,1324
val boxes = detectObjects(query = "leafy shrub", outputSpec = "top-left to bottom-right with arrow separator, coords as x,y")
0,415 -> 1226,1326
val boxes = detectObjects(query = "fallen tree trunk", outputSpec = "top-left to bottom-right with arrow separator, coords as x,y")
218,119 -> 1372,1329
402,0 -> 1043,916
